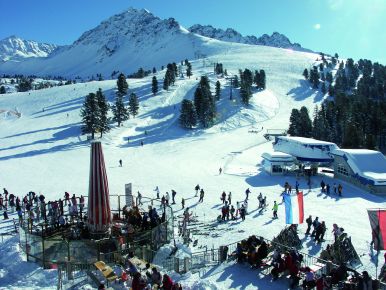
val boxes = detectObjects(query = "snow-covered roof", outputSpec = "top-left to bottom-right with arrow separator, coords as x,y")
273,136 -> 338,162
332,149 -> 386,185
262,151 -> 295,162
277,136 -> 337,146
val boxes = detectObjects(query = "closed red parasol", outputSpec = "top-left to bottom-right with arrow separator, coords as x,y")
88,141 -> 111,233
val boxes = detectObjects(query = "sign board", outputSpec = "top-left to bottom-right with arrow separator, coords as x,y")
125,183 -> 133,207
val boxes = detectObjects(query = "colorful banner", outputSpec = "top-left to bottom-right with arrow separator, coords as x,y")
367,209 -> 386,251
284,191 -> 304,224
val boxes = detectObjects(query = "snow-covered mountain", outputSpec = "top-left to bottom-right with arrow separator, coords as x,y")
0,8 -> 316,79
189,24 -> 312,53
0,35 -> 59,62
0,8 -> 227,78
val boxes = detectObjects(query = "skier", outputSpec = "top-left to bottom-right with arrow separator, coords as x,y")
257,193 -> 263,208
333,183 -> 337,195
3,210 -> 9,220
0,194 -> 3,210
315,221 -> 326,243
326,184 -> 331,195
119,159 -> 122,167
221,191 -> 226,204
198,189 -> 204,203
236,201 -> 240,218
181,198 -> 185,209
140,141 -> 144,146
64,191 -> 70,206
261,196 -> 267,208
305,215 -> 312,235
79,195 -> 85,217
219,167 -> 222,174
165,192 -> 169,205
194,184 -> 200,197
3,188 -> 8,201
320,180 -> 326,192
137,191 -> 143,205
221,204 -> 227,221
272,201 -> 278,219
311,217 -> 320,237
239,205 -> 246,221
171,190 -> 177,204
332,223 -> 342,241
228,192 -> 232,204
338,184 -> 343,196
230,205 -> 235,220
243,200 -> 248,215
154,186 -> 160,199
245,188 -> 251,200
295,180 -> 299,193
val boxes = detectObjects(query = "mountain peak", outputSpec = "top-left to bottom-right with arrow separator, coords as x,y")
189,24 -> 312,52
0,36 -> 59,62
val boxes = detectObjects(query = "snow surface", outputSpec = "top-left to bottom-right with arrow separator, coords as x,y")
0,43 -> 385,289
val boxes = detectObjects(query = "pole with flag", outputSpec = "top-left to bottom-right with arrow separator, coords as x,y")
284,191 -> 304,224
367,208 -> 386,279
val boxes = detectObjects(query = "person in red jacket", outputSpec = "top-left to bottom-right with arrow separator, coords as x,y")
131,272 -> 146,290
162,274 -> 174,290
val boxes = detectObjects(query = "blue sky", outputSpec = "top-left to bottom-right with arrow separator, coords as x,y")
0,0 -> 385,64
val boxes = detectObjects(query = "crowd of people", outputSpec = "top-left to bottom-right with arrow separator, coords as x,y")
0,188 -> 86,233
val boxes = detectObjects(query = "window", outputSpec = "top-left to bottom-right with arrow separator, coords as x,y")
337,163 -> 349,176
272,165 -> 283,173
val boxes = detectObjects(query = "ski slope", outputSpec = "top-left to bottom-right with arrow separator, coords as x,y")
0,44 -> 385,289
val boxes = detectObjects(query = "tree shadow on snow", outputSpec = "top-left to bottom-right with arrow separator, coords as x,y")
0,124 -> 86,161
286,79 -> 324,103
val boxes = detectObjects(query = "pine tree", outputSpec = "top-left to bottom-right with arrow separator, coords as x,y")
95,88 -> 110,137
215,80 -> 221,100
240,82 -> 252,105
288,109 -> 301,136
194,76 -> 216,128
173,62 -> 178,78
128,92 -> 139,117
80,93 -> 98,139
116,73 -> 128,96
254,70 -> 261,87
259,69 -> 266,89
152,76 -> 158,95
299,106 -> 313,137
166,63 -> 176,85
112,94 -> 129,127
163,73 -> 170,91
186,63 -> 192,78
152,67 -> 156,74
179,99 -> 197,129
309,66 -> 320,89
233,75 -> 239,88
0,86 -> 5,94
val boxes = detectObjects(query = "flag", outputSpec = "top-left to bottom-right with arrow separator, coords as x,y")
284,191 -> 304,224
367,209 -> 386,251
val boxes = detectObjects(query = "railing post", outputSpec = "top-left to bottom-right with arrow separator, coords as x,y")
42,237 -> 45,268
118,195 -> 121,219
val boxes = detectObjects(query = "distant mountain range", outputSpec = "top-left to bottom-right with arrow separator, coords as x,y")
0,36 -> 59,62
188,24 -> 312,53
0,8 -> 313,78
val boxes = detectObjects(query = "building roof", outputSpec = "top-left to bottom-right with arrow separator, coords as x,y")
277,136 -> 337,146
332,149 -> 386,185
262,152 -> 295,162
273,136 -> 338,162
